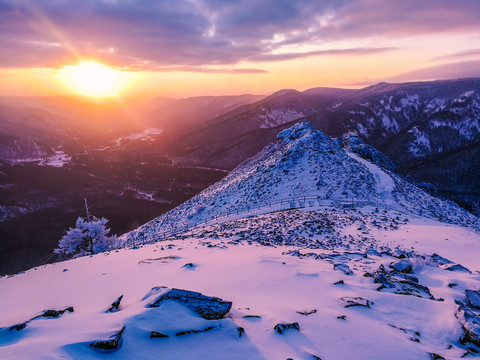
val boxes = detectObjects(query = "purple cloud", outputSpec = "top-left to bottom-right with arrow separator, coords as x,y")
1,0 -> 479,70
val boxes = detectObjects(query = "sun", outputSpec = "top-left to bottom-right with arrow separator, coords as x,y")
55,61 -> 138,98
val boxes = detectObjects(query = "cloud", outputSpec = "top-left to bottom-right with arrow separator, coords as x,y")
154,66 -> 267,74
1,0 -> 480,69
433,49 -> 480,61
346,60 -> 480,86
249,47 -> 396,62
387,60 -> 480,82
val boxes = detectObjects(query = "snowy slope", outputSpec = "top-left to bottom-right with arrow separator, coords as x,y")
2,121 -> 480,359
125,122 -> 478,244
1,207 -> 480,359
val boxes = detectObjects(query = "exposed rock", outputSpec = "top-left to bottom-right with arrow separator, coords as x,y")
373,265 -> 434,300
297,309 -> 317,316
242,315 -> 261,319
182,263 -> 197,269
340,297 -> 373,308
466,290 -> 480,309
443,264 -> 471,273
176,326 -> 216,336
334,280 -> 345,285
90,326 -> 125,352
237,327 -> 245,337
429,353 -> 446,360
150,331 -> 169,338
334,263 -> 353,275
429,253 -> 453,266
40,307 -> 74,318
337,315 -> 347,320
9,307 -> 74,331
340,132 -> 395,171
9,322 -> 27,331
390,259 -> 413,274
455,301 -> 480,347
107,295 -> 123,313
147,287 -> 232,320
274,322 -> 300,334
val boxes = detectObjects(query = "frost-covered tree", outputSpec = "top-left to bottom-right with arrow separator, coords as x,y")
55,216 -> 118,257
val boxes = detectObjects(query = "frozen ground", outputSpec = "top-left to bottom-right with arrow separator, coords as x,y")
1,207 -> 479,360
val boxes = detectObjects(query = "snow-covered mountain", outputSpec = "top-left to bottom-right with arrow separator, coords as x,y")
173,78 -> 480,210
126,122 -> 478,244
1,122 -> 480,360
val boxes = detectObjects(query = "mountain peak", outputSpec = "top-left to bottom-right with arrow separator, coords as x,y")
124,122 -> 478,244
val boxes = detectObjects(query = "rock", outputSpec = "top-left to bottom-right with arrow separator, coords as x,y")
274,322 -> 300,334
374,265 -> 434,300
429,253 -> 453,266
334,280 -> 345,285
340,297 -> 373,308
90,326 -> 125,352
9,307 -> 74,331
107,295 -> 123,313
429,353 -> 446,360
40,307 -> 74,318
455,301 -> 480,347
390,259 -> 413,273
9,322 -> 28,331
176,326 -> 215,336
334,263 -> 353,275
148,287 -> 232,320
444,264 -> 471,273
242,315 -> 261,319
337,315 -> 347,320
466,290 -> 480,309
182,263 -> 196,269
150,331 -> 169,338
297,309 -> 317,316
237,327 -> 245,337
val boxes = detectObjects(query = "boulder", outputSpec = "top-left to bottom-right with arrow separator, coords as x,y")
90,326 -> 125,352
443,264 -> 471,273
107,295 -> 123,313
390,259 -> 413,274
150,331 -> 169,338
455,301 -> 480,347
274,322 -> 300,334
333,263 -> 353,275
147,287 -> 232,320
340,297 -> 373,308
465,290 -> 480,309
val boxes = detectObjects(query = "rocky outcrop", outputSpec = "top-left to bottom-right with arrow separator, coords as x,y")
274,322 -> 300,334
340,297 -> 373,308
455,300 -> 480,347
147,287 -> 232,320
90,326 -> 125,352
106,295 -> 123,313
373,264 -> 434,300
9,307 -> 74,331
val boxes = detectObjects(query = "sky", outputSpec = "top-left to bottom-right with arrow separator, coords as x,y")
1,0 -> 480,99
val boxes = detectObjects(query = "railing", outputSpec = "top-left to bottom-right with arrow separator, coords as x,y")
127,195 -> 372,247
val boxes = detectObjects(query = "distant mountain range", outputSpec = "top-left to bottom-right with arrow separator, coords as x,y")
169,78 -> 479,211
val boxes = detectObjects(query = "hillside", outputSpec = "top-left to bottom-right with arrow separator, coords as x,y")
125,122 -> 478,244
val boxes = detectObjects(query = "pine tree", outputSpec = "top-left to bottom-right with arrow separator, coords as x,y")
54,200 -> 118,257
